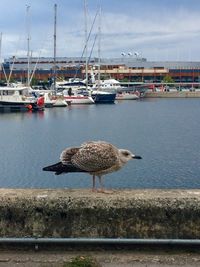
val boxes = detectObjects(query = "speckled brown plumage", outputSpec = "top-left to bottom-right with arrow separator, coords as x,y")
43,140 -> 142,192
61,141 -> 120,175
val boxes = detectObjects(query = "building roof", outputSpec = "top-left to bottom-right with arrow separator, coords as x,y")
3,57 -> 200,70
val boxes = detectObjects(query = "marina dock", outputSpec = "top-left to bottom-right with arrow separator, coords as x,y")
144,90 -> 200,98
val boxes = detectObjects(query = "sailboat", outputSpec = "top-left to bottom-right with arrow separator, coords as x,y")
89,67 -> 116,104
0,8 -> 43,112
60,1 -> 94,105
49,4 -> 68,107
89,5 -> 116,104
31,4 -> 69,108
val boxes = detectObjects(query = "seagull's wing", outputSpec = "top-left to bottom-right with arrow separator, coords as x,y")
43,146 -> 87,174
71,142 -> 119,172
60,147 -> 80,165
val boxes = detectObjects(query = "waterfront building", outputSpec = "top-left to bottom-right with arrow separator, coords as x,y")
1,56 -> 200,83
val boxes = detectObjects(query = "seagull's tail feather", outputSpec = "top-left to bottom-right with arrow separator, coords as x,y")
43,162 -> 86,175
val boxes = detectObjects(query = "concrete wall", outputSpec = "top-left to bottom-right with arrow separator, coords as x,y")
0,189 -> 200,239
144,91 -> 200,98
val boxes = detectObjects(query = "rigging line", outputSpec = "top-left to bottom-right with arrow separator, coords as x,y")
0,33 -> 8,83
6,5 -> 31,85
74,8 -> 99,79
28,33 -> 53,85
28,32 -> 50,83
7,35 -> 23,84
8,56 -> 16,84
29,51 -> 41,84
88,33 -> 97,64
28,11 -> 53,84
2,66 -> 8,84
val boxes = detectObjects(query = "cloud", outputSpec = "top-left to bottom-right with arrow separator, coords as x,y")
95,8 -> 200,60
1,0 -> 200,61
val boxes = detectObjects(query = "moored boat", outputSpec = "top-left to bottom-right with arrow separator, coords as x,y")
43,92 -> 68,107
116,91 -> 139,100
63,94 -> 94,104
62,89 -> 94,104
0,86 -> 44,112
91,90 -> 116,104
91,78 -> 122,91
31,89 -> 69,108
56,78 -> 86,91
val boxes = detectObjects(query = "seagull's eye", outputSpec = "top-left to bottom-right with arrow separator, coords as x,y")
123,151 -> 129,156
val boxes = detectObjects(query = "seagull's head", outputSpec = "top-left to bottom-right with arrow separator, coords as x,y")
119,149 -> 142,164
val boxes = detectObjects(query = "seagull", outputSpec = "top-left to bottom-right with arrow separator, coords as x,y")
43,141 -> 142,192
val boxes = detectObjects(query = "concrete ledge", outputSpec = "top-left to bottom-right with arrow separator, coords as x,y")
0,189 -> 200,239
144,91 -> 200,98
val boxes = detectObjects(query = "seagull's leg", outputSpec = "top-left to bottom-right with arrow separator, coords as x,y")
92,175 -> 97,192
98,175 -> 104,192
98,176 -> 113,194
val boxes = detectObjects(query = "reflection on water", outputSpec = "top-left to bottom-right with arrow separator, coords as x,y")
0,99 -> 200,189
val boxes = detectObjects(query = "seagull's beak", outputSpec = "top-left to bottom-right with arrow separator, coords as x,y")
132,154 -> 142,159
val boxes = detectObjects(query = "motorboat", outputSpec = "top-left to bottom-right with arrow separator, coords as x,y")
31,89 -> 69,108
43,92 -> 68,107
64,94 -> 95,104
91,78 -> 122,91
57,79 -> 116,104
56,78 -> 86,92
0,85 -> 43,112
89,75 -> 117,104
63,88 -> 94,105
55,79 -> 94,104
116,91 -> 139,100
0,8 -> 44,112
91,76 -> 139,101
91,90 -> 116,104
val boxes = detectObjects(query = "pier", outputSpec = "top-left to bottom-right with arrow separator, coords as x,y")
144,90 -> 200,98
0,188 -> 200,239
0,189 -> 200,266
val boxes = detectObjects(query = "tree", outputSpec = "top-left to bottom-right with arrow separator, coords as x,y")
30,77 -> 38,86
162,75 -> 175,83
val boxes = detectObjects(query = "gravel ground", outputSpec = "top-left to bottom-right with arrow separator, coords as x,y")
0,247 -> 199,267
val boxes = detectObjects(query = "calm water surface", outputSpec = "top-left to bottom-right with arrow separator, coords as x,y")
0,98 -> 200,189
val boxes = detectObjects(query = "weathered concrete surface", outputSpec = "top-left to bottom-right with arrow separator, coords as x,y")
144,91 -> 200,98
0,189 -> 200,238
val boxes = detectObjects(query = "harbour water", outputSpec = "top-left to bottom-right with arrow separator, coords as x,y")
0,98 -> 200,189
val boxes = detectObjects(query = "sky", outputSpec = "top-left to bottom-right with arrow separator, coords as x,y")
1,0 -> 200,61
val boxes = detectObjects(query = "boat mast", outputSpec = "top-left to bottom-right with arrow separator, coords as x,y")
97,3 -> 101,90
26,5 -> 31,87
53,3 -> 57,92
0,32 -> 2,71
0,33 -> 9,85
84,0 -> 88,90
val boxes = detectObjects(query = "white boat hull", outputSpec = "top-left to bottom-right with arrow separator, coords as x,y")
116,93 -> 139,100
64,96 -> 94,104
43,92 -> 68,107
53,99 -> 68,107
0,86 -> 42,111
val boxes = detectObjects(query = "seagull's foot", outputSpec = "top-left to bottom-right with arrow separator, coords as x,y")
97,189 -> 114,194
92,188 -> 98,193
